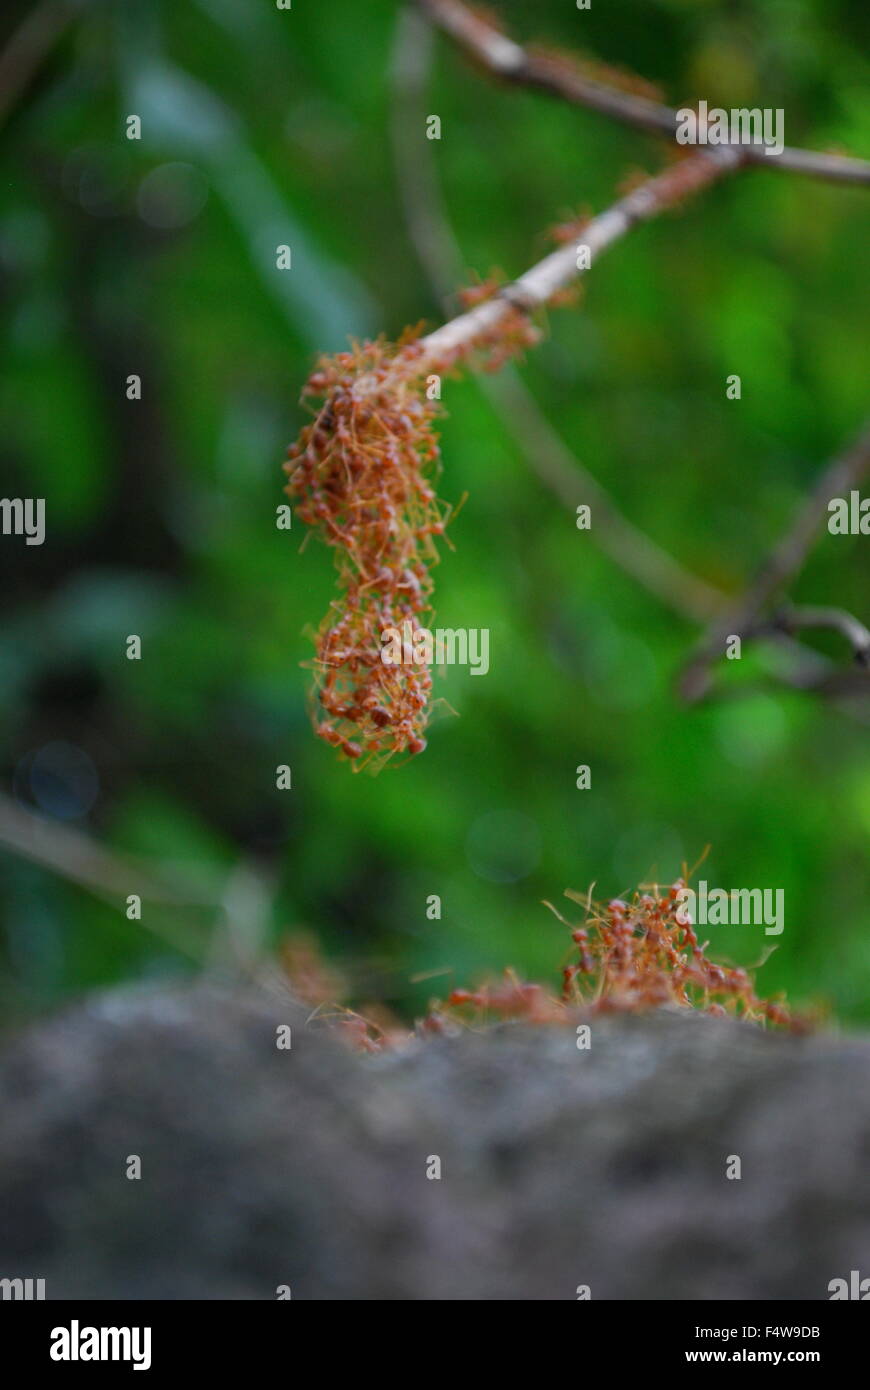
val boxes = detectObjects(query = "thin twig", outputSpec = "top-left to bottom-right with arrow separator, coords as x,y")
0,791 -> 217,961
391,6 -> 724,623
680,423 -> 870,701
0,0 -> 73,131
418,0 -> 870,187
709,633 -> 870,707
392,146 -> 743,382
760,605 -> 870,665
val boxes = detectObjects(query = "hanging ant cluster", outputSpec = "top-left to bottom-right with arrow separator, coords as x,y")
284,334 -> 451,768
286,306 -> 540,768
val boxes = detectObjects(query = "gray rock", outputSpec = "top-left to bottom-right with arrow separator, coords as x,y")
0,982 -> 868,1299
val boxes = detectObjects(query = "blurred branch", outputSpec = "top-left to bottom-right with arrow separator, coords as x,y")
391,8 -> 724,624
679,423 -> 870,702
0,791 -> 218,961
701,632 -> 870,709
0,790 -> 414,993
0,0 -> 74,131
755,605 -> 870,665
417,0 -> 870,187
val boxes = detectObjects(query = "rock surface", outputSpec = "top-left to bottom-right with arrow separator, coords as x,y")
0,982 -> 868,1299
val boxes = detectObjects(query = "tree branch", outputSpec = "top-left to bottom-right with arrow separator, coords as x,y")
0,791 -> 217,961
0,0 -> 74,131
388,3 -> 868,709
418,0 -> 870,187
757,604 -> 870,666
391,6 -> 725,623
679,423 -> 870,701
402,146 -> 743,381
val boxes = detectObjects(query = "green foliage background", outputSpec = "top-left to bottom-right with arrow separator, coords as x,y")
1,0 -> 868,1027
